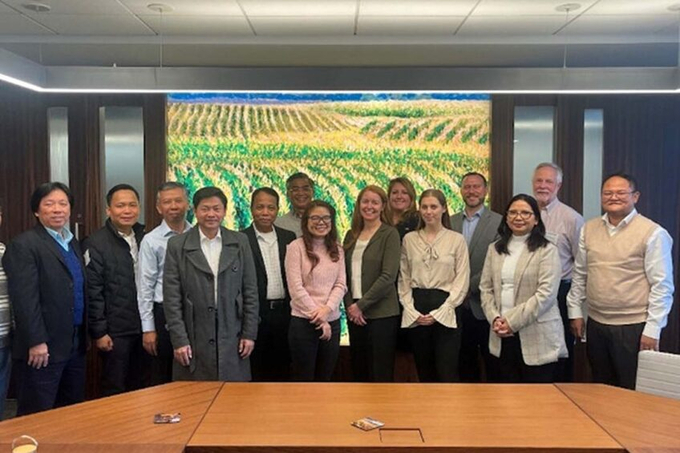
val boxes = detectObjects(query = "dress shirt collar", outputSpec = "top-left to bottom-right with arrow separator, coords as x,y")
159,219 -> 192,237
45,225 -> 74,250
602,208 -> 638,230
199,227 -> 222,243
254,225 -> 277,243
542,197 -> 561,214
463,205 -> 485,221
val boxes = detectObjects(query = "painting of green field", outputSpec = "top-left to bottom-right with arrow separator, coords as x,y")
167,93 -> 490,235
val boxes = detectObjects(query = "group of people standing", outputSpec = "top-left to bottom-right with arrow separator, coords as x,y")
0,162 -> 674,417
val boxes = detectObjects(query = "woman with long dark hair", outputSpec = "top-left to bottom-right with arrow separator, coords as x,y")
285,200 -> 347,381
343,186 -> 401,382
387,177 -> 420,241
480,194 -> 566,383
399,189 -> 470,382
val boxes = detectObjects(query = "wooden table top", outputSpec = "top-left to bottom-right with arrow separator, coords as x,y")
557,384 -> 680,453
187,383 -> 624,452
0,381 -> 223,452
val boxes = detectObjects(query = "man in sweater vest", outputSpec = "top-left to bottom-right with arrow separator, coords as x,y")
567,173 -> 674,389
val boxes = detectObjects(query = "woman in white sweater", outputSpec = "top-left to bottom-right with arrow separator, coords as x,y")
480,194 -> 567,383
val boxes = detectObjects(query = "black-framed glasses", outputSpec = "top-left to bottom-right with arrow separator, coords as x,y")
309,215 -> 332,224
506,210 -> 534,220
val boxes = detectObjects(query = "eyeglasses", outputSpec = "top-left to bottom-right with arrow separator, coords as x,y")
506,210 -> 534,220
309,215 -> 332,224
602,190 -> 634,199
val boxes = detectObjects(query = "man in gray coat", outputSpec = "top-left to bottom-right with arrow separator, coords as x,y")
163,187 -> 259,381
451,172 -> 502,382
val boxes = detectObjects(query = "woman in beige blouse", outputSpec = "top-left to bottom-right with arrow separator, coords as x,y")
399,189 -> 470,382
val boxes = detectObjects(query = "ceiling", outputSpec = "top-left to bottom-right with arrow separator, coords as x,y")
0,0 -> 679,67
1,0 -> 680,91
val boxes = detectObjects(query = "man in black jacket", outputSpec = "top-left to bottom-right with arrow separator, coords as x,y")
243,187 -> 296,381
85,184 -> 145,396
3,182 -> 87,415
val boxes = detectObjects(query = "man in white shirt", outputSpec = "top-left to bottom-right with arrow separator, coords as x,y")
137,182 -> 191,384
567,173 -> 674,389
274,173 -> 314,237
532,162 -> 584,382
243,188 -> 296,381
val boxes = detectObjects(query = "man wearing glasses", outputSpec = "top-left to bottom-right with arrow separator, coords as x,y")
275,173 -> 315,238
567,173 -> 674,389
532,162 -> 584,382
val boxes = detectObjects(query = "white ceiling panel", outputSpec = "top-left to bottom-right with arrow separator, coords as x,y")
32,14 -> 155,35
139,15 -> 253,36
586,0 -> 680,15
240,0 -> 356,17
360,0 -> 478,16
358,16 -> 465,35
565,15 -> 678,36
0,14 -> 53,34
250,16 -> 355,35
120,0 -> 243,16
458,15 -> 567,36
1,0 -> 130,15
474,0 -> 598,16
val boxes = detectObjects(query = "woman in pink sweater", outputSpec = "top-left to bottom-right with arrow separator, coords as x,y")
285,200 -> 347,381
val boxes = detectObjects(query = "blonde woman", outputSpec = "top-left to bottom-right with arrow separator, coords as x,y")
343,186 -> 401,382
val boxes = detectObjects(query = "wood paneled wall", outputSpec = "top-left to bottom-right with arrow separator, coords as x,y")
490,94 -> 680,354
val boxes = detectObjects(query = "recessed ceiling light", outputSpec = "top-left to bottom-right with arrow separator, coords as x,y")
147,3 -> 173,13
668,3 -> 680,12
22,2 -> 50,13
555,3 -> 581,13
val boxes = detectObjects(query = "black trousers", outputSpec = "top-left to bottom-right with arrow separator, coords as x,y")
497,335 -> 557,383
251,300 -> 291,382
586,318 -> 645,390
555,280 -> 575,382
457,305 -> 498,382
16,326 -> 86,416
100,333 -> 144,396
409,288 -> 461,383
348,315 -> 399,382
289,317 -> 340,382
149,303 -> 174,386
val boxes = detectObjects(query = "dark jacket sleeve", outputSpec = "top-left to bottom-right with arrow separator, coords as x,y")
356,227 -> 401,311
3,239 -> 49,349
239,234 -> 259,341
163,236 -> 190,349
84,239 -> 108,339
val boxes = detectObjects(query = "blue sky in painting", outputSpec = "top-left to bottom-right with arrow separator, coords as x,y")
168,92 -> 489,104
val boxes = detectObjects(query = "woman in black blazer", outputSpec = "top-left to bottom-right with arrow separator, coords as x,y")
343,185 -> 401,382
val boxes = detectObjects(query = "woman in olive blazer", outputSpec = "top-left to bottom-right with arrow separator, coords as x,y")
480,194 -> 567,383
343,186 -> 401,382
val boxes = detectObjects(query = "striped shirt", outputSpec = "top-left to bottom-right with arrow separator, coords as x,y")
0,242 -> 11,347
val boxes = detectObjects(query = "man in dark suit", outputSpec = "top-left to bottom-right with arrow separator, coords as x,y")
243,187 -> 296,381
2,182 -> 87,415
451,172 -> 502,382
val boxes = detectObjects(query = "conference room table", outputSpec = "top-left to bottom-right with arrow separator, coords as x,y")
1,382 -> 679,453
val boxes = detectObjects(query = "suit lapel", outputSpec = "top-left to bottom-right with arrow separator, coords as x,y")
184,228 -> 215,276
513,248 -> 534,295
275,227 -> 288,269
468,209 -> 490,253
246,227 -> 266,274
37,225 -> 69,270
217,228 -> 239,275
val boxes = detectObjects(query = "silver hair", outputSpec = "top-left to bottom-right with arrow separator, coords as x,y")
534,162 -> 563,184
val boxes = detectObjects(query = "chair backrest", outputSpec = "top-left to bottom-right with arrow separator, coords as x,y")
635,350 -> 680,400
